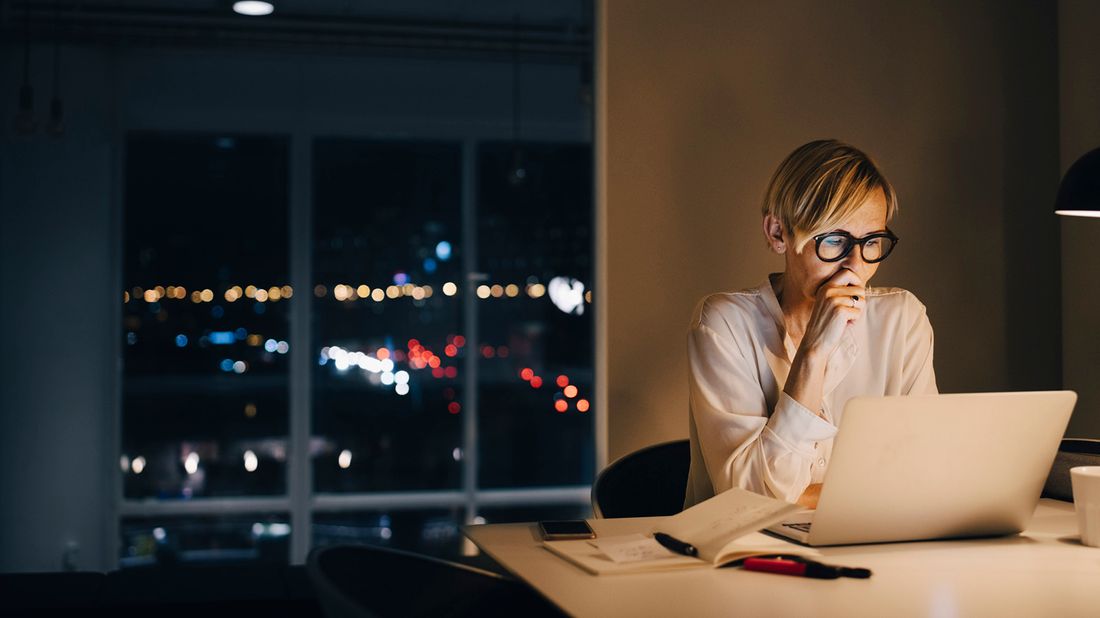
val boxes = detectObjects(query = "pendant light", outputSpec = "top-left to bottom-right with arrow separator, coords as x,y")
1054,147 -> 1100,218
508,15 -> 527,187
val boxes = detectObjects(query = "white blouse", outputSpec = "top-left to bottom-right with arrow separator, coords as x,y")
684,275 -> 937,508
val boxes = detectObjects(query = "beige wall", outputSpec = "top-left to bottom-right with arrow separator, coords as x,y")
1059,0 -> 1100,438
601,1 -> 1064,461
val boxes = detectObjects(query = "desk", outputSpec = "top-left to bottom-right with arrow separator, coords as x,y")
465,500 -> 1100,617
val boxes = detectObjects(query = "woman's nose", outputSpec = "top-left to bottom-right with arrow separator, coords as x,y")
840,248 -> 866,268
838,252 -> 872,281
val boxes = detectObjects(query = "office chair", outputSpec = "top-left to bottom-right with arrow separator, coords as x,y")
1042,438 -> 1100,502
306,544 -> 561,618
591,439 -> 690,518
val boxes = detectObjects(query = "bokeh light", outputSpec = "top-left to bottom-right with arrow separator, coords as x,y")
243,450 -> 258,472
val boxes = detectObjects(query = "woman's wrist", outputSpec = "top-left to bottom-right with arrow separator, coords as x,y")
793,344 -> 827,370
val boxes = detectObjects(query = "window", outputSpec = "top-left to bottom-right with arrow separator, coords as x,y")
122,134 -> 291,502
119,134 -> 594,565
475,142 -> 595,489
312,140 -> 464,494
120,514 -> 290,567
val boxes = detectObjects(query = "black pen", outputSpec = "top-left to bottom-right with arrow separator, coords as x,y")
653,532 -> 698,557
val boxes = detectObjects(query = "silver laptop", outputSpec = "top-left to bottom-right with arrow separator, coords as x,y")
766,390 -> 1076,546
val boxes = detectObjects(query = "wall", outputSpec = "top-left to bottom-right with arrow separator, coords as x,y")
1,48 -> 119,574
601,1 -> 1063,460
1059,0 -> 1100,439
0,44 -> 588,572
0,139 -> 115,573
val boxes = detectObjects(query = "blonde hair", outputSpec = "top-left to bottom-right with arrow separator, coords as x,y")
762,139 -> 898,253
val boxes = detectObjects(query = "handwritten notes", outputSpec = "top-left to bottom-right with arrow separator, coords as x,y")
595,534 -> 680,563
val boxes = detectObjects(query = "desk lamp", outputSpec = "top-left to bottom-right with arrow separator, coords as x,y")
1055,147 -> 1100,217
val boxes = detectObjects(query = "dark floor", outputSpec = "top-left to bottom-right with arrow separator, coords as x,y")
0,565 -> 322,617
0,552 -> 517,617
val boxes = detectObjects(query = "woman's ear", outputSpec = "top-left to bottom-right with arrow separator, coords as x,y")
762,215 -> 786,254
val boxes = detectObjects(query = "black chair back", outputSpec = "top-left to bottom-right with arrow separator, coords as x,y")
1042,438 -> 1100,502
591,439 -> 690,518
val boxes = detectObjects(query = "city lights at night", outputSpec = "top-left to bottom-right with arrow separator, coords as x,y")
243,450 -> 258,472
126,278 -> 591,307
117,131 -> 594,567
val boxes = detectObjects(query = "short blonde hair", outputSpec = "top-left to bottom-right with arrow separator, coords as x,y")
762,139 -> 898,253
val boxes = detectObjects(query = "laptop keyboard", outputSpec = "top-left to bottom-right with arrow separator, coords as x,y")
783,522 -> 812,533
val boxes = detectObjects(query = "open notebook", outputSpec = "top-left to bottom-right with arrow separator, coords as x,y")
544,487 -> 817,575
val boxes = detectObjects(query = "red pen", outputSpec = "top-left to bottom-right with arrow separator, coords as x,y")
742,557 -> 871,579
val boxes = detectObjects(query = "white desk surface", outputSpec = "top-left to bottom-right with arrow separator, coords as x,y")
464,500 -> 1100,617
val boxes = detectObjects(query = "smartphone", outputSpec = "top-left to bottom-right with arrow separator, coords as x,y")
538,519 -> 596,541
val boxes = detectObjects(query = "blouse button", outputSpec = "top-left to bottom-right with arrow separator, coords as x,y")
818,458 -> 826,466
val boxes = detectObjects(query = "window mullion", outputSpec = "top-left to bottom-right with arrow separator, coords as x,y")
288,133 -> 314,564
461,139 -> 480,524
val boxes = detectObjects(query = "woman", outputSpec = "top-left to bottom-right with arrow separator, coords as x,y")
684,139 -> 937,510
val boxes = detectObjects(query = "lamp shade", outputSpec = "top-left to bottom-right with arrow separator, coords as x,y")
1055,147 -> 1100,218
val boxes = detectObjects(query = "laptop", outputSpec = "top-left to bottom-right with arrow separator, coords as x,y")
766,390 -> 1076,546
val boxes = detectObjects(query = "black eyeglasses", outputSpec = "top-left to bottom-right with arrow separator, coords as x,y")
812,229 -> 899,263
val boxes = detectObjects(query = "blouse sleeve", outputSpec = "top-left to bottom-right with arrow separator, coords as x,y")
688,305 -> 837,504
901,294 -> 938,395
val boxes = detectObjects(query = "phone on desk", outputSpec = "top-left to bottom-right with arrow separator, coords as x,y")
538,520 -> 595,540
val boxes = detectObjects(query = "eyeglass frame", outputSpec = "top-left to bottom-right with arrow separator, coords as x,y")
811,229 -> 899,263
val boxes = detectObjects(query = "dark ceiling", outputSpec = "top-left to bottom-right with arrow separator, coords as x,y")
0,0 -> 593,63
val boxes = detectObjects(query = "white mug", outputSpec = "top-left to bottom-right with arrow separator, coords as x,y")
1070,466 -> 1100,547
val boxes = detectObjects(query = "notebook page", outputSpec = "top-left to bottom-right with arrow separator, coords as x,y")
656,487 -> 802,562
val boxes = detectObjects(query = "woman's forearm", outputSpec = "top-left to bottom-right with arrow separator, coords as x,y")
783,348 -> 828,420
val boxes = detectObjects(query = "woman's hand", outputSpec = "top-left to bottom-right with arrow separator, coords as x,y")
797,483 -> 823,509
798,269 -> 865,358
783,269 -> 865,418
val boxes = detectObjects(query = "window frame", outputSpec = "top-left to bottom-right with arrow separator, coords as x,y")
112,130 -> 599,566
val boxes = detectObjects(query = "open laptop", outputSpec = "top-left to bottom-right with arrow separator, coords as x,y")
766,390 -> 1076,546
